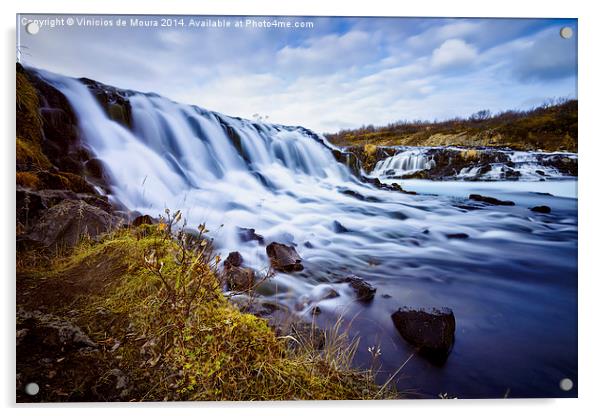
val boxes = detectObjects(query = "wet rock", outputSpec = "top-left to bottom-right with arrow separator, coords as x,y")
131,214 -> 153,227
535,170 -> 546,176
342,276 -> 376,302
332,220 -> 350,233
237,227 -> 265,245
303,241 -> 314,249
266,242 -> 304,272
381,294 -> 392,299
26,200 -> 119,250
223,252 -> 255,291
469,194 -> 515,206
391,307 -> 455,365
530,205 -> 552,214
224,251 -> 243,268
446,233 -> 469,239
311,306 -> 322,316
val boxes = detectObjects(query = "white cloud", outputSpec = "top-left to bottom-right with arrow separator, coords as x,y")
431,39 -> 478,69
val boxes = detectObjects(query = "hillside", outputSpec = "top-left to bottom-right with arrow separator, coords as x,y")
325,100 -> 577,153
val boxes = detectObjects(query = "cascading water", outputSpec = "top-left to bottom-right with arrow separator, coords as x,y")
35,68 -> 577,399
372,148 -> 435,177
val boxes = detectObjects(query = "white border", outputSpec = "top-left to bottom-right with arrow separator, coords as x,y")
3,1 -> 600,415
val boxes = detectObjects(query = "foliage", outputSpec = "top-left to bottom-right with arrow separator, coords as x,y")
18,218 -> 395,401
326,99 -> 577,152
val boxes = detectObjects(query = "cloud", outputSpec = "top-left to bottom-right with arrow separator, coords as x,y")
431,39 -> 478,69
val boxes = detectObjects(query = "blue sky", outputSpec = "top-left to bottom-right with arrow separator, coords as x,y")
18,15 -> 577,133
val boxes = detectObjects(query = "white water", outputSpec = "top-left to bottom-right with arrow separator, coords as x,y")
36,69 -> 577,398
372,146 -> 577,181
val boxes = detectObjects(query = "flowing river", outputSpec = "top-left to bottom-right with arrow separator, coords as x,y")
37,69 -> 578,398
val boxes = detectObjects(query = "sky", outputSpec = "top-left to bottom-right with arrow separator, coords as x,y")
18,15 -> 577,133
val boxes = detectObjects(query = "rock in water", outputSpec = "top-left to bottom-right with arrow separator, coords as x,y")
391,307 -> 456,364
237,227 -> 265,245
332,220 -> 349,233
530,205 -> 552,214
223,251 -> 254,291
343,276 -> 376,302
266,242 -> 304,272
469,194 -> 515,206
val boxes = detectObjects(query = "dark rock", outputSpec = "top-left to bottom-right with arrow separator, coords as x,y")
26,200 -> 119,250
237,227 -> 265,245
311,306 -> 322,316
131,214 -> 153,227
17,309 -> 97,351
222,252 -> 254,291
332,220 -> 350,233
446,233 -> 469,239
391,307 -> 455,365
469,194 -> 515,206
530,205 -> 552,214
224,251 -> 243,268
381,294 -> 392,299
342,276 -> 376,302
535,170 -> 546,176
303,241 -> 314,249
266,242 -> 304,273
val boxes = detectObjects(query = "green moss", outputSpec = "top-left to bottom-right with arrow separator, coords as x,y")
16,137 -> 52,171
22,226 -> 394,401
16,70 -> 43,145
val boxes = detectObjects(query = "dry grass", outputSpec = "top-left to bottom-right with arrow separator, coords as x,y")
18,222 -> 396,401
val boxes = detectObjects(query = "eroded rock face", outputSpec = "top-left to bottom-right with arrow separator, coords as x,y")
266,242 -> 304,273
391,307 -> 456,365
27,200 -> 120,250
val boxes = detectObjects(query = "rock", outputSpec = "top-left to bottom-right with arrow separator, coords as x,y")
391,307 -> 455,364
237,227 -> 265,245
332,220 -> 350,233
446,233 -> 469,239
535,170 -> 546,176
469,194 -> 515,206
224,265 -> 255,292
381,294 -> 392,299
311,306 -> 322,316
224,251 -> 243,268
320,287 -> 340,300
303,241 -> 314,249
343,276 -> 376,302
266,242 -> 304,272
223,252 -> 254,291
26,200 -> 119,250
17,309 -> 97,351
530,205 -> 552,214
131,214 -> 153,227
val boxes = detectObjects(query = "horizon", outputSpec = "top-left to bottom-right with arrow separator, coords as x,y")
18,15 -> 577,134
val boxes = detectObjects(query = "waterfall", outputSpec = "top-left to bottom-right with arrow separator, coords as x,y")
372,148 -> 434,177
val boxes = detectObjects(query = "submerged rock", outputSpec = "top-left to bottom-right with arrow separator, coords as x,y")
266,242 -> 304,272
332,220 -> 350,233
237,227 -> 265,245
530,205 -> 552,214
446,233 -> 469,239
391,307 -> 455,365
469,194 -> 515,206
342,276 -> 376,302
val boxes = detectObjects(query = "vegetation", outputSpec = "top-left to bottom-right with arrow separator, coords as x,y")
17,217 -> 395,401
326,99 -> 577,152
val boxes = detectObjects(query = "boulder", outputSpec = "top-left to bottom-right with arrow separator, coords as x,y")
530,205 -> 552,214
27,200 -> 119,249
446,233 -> 469,239
391,307 -> 455,364
469,194 -> 515,206
223,251 -> 254,291
343,276 -> 376,302
266,242 -> 304,272
131,214 -> 154,227
332,220 -> 350,233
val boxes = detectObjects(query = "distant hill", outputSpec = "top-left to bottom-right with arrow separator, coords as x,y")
325,99 -> 577,153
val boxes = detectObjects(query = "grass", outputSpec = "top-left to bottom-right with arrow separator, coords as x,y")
17,222 -> 396,401
326,99 -> 577,152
